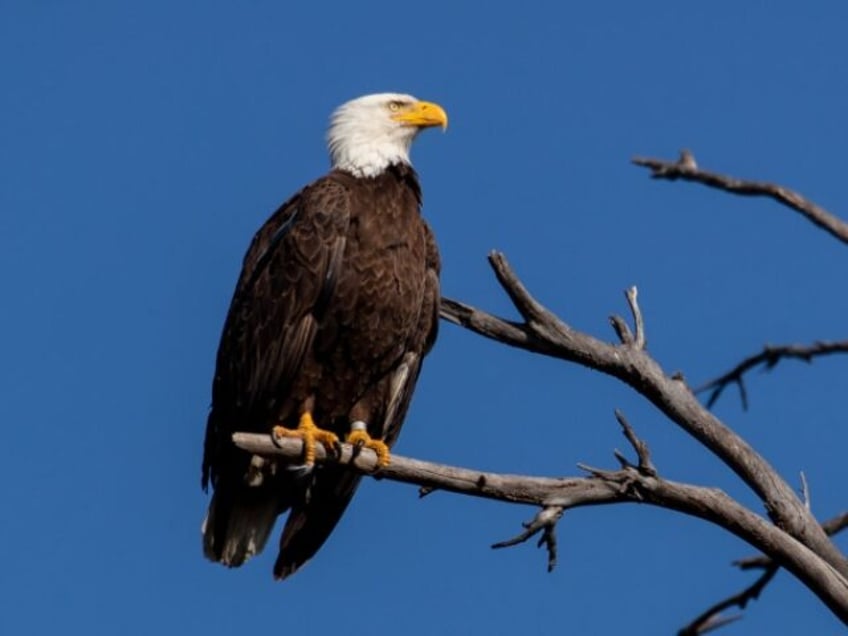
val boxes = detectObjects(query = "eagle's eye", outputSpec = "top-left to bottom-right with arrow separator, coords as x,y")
387,101 -> 403,112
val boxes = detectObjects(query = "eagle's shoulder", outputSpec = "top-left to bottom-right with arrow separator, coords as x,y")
422,219 -> 441,273
233,174 -> 353,295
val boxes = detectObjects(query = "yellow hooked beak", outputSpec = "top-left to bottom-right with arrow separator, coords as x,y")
392,100 -> 448,131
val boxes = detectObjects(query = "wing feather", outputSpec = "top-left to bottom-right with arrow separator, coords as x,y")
272,203 -> 441,579
383,221 -> 441,445
203,176 -> 350,489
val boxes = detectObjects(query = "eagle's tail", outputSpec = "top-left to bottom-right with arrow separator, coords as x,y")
273,467 -> 362,579
202,487 -> 280,567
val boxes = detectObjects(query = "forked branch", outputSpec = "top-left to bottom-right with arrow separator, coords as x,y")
491,506 -> 563,572
679,565 -> 779,635
683,512 -> 848,632
632,150 -> 848,245
696,340 -> 848,409
440,253 -> 848,582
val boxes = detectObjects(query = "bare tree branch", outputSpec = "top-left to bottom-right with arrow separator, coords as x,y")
800,472 -> 811,512
614,409 -> 656,477
491,506 -> 563,573
233,431 -> 848,622
625,287 -> 646,349
629,154 -> 847,629
631,150 -> 848,245
680,511 -> 848,631
679,565 -> 779,636
695,340 -> 848,409
427,156 -> 848,628
736,511 -> 848,572
439,253 -> 848,581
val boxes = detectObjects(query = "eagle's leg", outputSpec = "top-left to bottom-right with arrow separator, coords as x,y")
346,421 -> 390,467
272,412 -> 339,466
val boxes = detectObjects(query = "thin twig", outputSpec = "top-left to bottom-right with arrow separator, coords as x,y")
625,287 -> 645,349
419,486 -> 437,498
589,413 -> 655,503
800,472 -> 811,511
632,150 -> 848,245
821,512 -> 848,536
695,340 -> 848,409
491,506 -> 564,572
614,410 -> 657,477
609,314 -> 634,345
488,250 -> 565,330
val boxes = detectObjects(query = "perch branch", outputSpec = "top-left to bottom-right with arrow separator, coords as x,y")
695,340 -> 848,409
632,150 -> 848,245
233,431 -> 848,622
439,253 -> 848,580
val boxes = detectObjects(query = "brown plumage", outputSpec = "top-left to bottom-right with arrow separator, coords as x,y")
201,93 -> 445,579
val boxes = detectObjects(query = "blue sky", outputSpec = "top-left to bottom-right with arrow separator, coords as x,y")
2,2 -> 847,634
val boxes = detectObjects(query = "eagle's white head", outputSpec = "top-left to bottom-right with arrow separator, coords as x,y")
327,93 -> 448,178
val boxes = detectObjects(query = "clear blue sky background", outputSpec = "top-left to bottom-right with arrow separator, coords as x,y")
2,2 -> 846,634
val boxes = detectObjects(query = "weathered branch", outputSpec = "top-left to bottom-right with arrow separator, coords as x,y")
628,152 -> 848,628
233,431 -> 848,622
613,409 -> 656,477
696,340 -> 848,409
234,431 -> 618,508
439,253 -> 848,582
632,150 -> 848,245
491,506 -> 563,573
625,287 -> 646,349
735,512 -> 848,573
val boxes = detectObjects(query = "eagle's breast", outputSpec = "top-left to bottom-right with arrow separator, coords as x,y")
305,166 -> 428,413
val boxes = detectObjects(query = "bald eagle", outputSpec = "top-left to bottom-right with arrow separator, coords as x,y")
202,93 -> 447,579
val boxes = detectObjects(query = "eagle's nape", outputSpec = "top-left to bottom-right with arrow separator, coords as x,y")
273,412 -> 340,466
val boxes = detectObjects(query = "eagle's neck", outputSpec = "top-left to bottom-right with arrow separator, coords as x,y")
387,162 -> 422,206
327,115 -> 418,179
332,163 -> 422,207
330,144 -> 412,179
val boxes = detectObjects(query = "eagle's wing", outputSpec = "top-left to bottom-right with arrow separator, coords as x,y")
201,176 -> 350,565
382,218 -> 441,445
272,218 -> 441,579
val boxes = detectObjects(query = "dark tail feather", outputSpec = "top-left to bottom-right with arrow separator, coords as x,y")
203,487 -> 281,567
273,468 -> 362,579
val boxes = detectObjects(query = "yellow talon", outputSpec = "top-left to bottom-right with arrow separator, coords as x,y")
346,428 -> 391,467
272,412 -> 339,465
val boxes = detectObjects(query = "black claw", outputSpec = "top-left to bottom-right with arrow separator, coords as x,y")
350,439 -> 365,460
